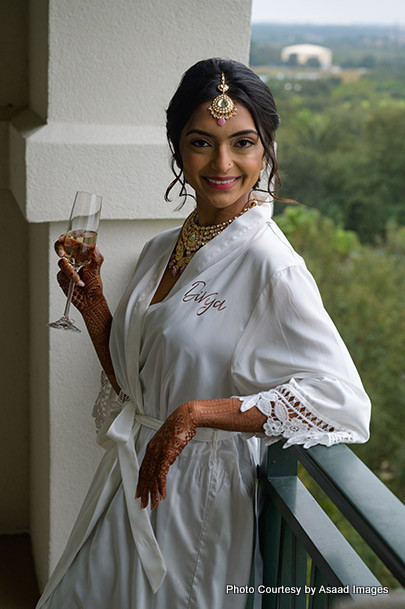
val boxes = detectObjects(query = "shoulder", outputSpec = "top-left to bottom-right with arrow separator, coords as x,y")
246,214 -> 306,279
139,225 -> 180,262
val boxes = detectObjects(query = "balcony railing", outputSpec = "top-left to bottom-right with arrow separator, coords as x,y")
253,441 -> 405,609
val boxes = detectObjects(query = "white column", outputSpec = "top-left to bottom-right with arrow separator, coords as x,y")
10,0 -> 253,588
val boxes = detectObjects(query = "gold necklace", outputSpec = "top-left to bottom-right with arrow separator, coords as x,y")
167,201 -> 258,276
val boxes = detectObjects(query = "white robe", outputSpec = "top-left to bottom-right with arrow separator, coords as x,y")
36,201 -> 370,609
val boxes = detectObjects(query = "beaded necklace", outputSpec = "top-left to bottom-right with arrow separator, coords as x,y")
167,201 -> 257,276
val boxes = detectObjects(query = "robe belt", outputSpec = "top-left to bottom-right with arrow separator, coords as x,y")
105,400 -> 238,593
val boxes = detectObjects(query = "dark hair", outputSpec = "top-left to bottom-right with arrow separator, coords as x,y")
165,57 -> 282,204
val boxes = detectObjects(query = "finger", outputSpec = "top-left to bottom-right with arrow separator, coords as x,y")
94,246 -> 104,264
57,270 -> 85,291
141,488 -> 150,509
57,258 -> 84,285
136,466 -> 151,508
54,235 -> 67,257
140,464 -> 155,509
157,473 -> 167,501
86,246 -> 104,272
151,459 -> 169,507
151,489 -> 159,510
135,476 -> 145,500
135,478 -> 149,508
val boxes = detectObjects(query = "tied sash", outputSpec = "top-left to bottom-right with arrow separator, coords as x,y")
106,401 -> 166,594
105,400 -> 237,593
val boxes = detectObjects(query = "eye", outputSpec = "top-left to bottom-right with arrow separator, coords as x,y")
235,138 -> 255,149
190,139 -> 211,148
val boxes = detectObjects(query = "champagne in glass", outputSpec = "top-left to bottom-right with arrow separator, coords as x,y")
49,191 -> 102,332
63,229 -> 98,269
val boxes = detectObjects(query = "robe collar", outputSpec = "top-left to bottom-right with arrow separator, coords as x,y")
170,193 -> 274,279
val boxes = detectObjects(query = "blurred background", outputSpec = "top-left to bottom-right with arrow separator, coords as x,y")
251,0 -> 405,589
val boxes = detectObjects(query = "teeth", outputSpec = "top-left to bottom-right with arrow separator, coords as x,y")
206,178 -> 236,185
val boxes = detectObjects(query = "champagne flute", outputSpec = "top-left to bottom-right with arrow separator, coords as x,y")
49,191 -> 103,332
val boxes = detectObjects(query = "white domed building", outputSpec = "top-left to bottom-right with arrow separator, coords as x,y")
281,44 -> 332,69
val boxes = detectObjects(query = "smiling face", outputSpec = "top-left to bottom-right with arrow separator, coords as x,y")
179,102 -> 265,225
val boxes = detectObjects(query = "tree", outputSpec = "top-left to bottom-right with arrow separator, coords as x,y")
249,41 -> 280,66
275,206 -> 405,503
276,206 -> 405,587
271,78 -> 405,243
359,54 -> 377,68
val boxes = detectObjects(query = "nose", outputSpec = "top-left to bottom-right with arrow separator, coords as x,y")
211,144 -> 233,173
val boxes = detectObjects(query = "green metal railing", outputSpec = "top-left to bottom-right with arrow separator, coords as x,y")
256,441 -> 405,609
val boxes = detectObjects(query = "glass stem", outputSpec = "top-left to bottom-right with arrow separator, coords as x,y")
63,279 -> 75,318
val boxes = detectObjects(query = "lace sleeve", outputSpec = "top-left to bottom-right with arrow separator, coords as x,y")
92,371 -> 129,432
231,265 -> 370,448
236,378 -> 359,449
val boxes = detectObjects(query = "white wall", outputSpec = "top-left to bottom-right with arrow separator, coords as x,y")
5,0 -> 253,589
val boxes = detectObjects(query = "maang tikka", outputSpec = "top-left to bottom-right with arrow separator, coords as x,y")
208,72 -> 237,126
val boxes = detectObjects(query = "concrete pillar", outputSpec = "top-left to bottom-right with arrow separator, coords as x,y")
0,0 -> 29,535
9,0 -> 252,589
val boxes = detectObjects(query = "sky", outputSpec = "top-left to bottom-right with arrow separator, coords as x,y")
251,0 -> 405,26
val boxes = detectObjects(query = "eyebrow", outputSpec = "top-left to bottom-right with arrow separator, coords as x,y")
185,128 -> 259,138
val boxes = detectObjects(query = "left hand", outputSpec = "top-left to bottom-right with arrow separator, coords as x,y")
136,403 -> 197,510
55,237 -> 105,313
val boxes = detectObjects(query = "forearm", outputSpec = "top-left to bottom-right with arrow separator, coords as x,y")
54,237 -> 120,393
137,399 -> 268,509
81,297 -> 120,395
189,397 -> 267,432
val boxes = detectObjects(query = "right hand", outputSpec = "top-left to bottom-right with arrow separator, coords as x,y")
55,235 -> 105,313
136,403 -> 197,509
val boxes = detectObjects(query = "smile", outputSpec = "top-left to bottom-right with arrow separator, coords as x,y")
204,177 -> 241,189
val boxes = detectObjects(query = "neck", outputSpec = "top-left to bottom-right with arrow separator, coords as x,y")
195,194 -> 255,227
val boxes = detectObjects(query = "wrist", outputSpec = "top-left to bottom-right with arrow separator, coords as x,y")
82,296 -> 110,322
184,400 -> 202,428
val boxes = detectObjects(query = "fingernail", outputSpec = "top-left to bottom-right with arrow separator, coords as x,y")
77,280 -> 85,287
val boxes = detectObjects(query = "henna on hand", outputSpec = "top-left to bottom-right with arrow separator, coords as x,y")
55,235 -> 105,313
136,404 -> 198,510
135,398 -> 268,510
54,235 -> 120,394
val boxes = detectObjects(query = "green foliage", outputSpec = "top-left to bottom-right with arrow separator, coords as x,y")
252,23 -> 405,588
275,206 -> 405,504
251,23 -> 405,243
249,40 -> 280,66
277,206 -> 405,586
272,78 -> 405,243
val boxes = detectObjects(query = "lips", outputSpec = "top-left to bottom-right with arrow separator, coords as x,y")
204,176 -> 241,190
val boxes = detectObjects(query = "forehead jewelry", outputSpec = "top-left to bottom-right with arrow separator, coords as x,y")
208,72 -> 237,126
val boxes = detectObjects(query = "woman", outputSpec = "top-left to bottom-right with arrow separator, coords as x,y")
37,58 -> 371,609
